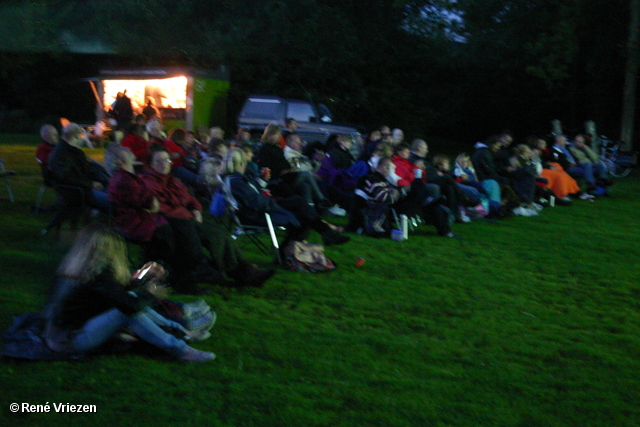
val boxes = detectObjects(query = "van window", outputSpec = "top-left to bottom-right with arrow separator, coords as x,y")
287,102 -> 317,123
242,98 -> 282,119
317,103 -> 334,123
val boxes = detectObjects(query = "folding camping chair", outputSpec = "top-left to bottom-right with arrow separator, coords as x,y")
40,184 -> 89,238
0,159 -> 16,203
213,177 -> 284,265
33,158 -> 53,215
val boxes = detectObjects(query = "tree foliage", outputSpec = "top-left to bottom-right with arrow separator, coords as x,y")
0,0 -> 635,143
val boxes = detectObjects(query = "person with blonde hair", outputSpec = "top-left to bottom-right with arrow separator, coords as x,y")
208,126 -> 225,141
391,128 -> 404,146
221,148 -> 349,246
42,223 -> 215,362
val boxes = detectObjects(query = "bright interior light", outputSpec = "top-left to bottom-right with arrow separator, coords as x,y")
103,77 -> 188,111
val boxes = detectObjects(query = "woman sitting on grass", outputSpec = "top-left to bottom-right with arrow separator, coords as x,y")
42,223 -> 215,363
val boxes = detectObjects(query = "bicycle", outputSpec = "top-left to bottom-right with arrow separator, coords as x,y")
598,136 -> 633,178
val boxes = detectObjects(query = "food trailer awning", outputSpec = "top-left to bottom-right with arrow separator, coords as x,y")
85,67 -> 229,112
84,66 -> 230,130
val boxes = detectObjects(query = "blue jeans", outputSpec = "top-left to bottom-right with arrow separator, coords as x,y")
567,163 -> 594,184
72,308 -> 188,356
568,162 -> 607,184
458,183 -> 490,211
594,162 -> 608,180
481,179 -> 501,203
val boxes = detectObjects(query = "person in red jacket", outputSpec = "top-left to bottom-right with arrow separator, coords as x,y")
146,119 -> 202,189
391,143 -> 419,187
142,145 -> 274,288
106,144 -> 212,295
146,119 -> 186,168
119,124 -> 150,164
36,124 -> 59,181
390,143 -> 459,238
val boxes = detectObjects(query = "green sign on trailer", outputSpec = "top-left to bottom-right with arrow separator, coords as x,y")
87,66 -> 230,131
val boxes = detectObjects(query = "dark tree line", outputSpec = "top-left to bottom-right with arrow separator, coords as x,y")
0,0 -> 636,147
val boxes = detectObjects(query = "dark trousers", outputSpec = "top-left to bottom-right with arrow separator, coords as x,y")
276,195 -> 331,242
394,180 -> 451,235
196,221 -> 246,273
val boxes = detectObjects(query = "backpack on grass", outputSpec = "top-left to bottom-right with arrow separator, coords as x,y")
282,241 -> 336,273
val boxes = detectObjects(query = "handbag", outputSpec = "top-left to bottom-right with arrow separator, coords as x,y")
283,241 -> 336,273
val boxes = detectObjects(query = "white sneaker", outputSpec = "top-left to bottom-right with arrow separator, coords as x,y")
512,207 -> 529,216
459,209 -> 471,223
579,193 -> 595,200
513,207 -> 537,217
327,205 -> 347,216
527,203 -> 543,212
186,330 -> 211,342
178,347 -> 216,363
182,302 -> 210,319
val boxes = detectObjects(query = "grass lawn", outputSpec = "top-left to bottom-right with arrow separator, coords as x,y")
1,134 -> 639,426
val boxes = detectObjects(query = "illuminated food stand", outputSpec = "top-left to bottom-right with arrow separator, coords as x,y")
87,66 -> 230,131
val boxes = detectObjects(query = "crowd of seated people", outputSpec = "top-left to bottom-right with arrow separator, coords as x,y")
39,119 -> 612,294
30,118 -> 617,366
42,121 -> 275,295
315,125 -> 608,227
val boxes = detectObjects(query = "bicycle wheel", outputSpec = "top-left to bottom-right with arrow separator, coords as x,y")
613,162 -> 632,178
601,157 -> 616,176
